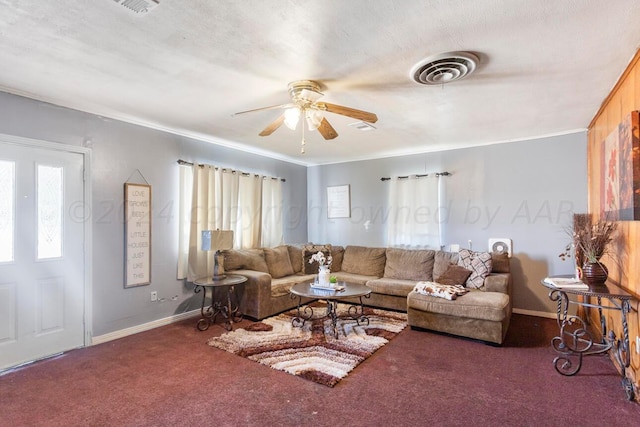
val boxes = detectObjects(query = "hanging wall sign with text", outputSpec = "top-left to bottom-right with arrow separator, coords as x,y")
327,184 -> 351,218
124,183 -> 152,287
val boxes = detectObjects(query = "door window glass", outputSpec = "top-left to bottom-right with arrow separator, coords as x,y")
37,165 -> 63,259
0,160 -> 15,262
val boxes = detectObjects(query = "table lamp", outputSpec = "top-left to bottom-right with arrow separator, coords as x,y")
201,230 -> 234,280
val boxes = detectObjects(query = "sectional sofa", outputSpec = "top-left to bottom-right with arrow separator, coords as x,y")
222,244 -> 512,344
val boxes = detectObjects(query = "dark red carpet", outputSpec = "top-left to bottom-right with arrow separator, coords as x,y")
1,314 -> 639,426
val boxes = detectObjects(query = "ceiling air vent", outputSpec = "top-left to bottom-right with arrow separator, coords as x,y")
349,121 -> 377,131
410,51 -> 479,85
112,0 -> 159,14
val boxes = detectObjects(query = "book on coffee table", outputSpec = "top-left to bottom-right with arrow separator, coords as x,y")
310,283 -> 345,292
543,277 -> 589,289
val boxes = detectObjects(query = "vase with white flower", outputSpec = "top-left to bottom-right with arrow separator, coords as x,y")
310,251 -> 333,287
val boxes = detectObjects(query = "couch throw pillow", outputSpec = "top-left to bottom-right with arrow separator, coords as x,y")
264,245 -> 295,279
414,281 -> 468,300
433,251 -> 460,280
302,244 -> 332,274
457,249 -> 492,289
436,264 -> 472,286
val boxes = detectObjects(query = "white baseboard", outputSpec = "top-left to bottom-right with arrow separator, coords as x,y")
90,307 -> 554,345
513,308 -> 556,319
91,309 -> 200,345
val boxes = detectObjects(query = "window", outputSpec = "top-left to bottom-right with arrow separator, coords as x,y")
387,175 -> 442,249
177,163 -> 283,281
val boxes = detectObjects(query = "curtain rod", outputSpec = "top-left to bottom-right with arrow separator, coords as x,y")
177,159 -> 285,182
380,172 -> 450,181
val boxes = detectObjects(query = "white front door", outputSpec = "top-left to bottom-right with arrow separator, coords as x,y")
0,141 -> 86,370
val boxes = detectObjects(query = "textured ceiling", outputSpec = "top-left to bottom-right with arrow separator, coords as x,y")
1,0 -> 640,165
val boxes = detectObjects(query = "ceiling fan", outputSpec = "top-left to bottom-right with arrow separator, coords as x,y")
233,80 -> 378,153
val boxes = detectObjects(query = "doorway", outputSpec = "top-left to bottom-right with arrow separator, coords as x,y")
0,136 -> 90,371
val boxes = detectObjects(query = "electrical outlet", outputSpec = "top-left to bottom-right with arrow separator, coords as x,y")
636,336 -> 640,354
150,291 -> 158,302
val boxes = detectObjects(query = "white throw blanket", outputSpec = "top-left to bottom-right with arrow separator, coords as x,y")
414,281 -> 468,300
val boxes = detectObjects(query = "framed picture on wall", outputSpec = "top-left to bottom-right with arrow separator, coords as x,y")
327,184 -> 351,218
600,111 -> 640,220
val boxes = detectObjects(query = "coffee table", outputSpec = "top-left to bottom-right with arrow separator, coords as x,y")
289,282 -> 372,338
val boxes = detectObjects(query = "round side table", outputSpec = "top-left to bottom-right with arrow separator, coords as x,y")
193,274 -> 247,331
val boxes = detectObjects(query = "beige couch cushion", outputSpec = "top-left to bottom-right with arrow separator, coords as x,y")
223,249 -> 269,273
366,278 -> 417,297
491,252 -> 510,273
342,245 -> 386,277
264,245 -> 295,279
384,248 -> 435,281
287,244 -> 306,274
333,272 -> 378,286
330,246 -> 344,272
407,289 -> 509,322
270,275 -> 314,298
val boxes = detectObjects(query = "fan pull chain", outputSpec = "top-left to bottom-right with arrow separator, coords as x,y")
300,118 -> 306,154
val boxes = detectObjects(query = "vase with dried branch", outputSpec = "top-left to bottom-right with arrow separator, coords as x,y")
559,213 -> 618,285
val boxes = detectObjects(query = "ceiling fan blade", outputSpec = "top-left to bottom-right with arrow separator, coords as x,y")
316,102 -> 378,123
233,103 -> 294,116
259,114 -> 285,136
317,118 -> 338,140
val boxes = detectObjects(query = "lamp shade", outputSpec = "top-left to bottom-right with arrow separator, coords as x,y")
201,230 -> 233,251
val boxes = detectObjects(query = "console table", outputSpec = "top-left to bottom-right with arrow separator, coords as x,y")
194,275 -> 247,331
541,276 -> 635,400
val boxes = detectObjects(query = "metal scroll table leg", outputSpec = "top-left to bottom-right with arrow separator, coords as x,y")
220,284 -> 243,331
195,285 -> 214,331
327,299 -> 339,338
550,289 -> 592,376
291,295 -> 314,328
613,300 -> 635,401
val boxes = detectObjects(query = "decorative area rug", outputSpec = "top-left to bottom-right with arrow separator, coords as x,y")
207,304 -> 407,387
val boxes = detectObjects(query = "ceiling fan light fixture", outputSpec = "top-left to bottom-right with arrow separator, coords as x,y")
284,107 -> 301,130
305,109 -> 322,131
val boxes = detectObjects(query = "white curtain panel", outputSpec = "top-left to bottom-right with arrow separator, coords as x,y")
219,169 -> 239,232
178,164 -> 240,281
387,175 -> 441,249
261,177 -> 284,247
177,165 -> 193,279
178,163 -> 284,280
237,174 -> 262,249
187,164 -> 218,281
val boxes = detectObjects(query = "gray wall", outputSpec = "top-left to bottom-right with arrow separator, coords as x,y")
0,92 -> 308,336
0,88 -> 587,333
307,133 -> 588,314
